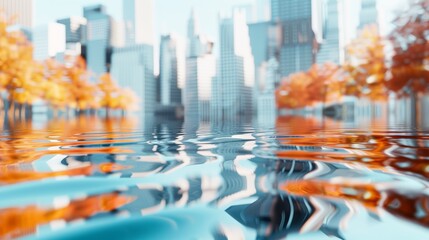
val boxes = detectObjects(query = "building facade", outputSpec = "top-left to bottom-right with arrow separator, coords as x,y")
159,34 -> 185,106
271,0 -> 316,77
57,16 -> 87,58
111,44 -> 155,115
83,5 -> 112,76
32,23 -> 66,61
184,11 -> 216,121
0,0 -> 33,28
109,0 -> 155,114
316,0 -> 341,64
212,10 -> 255,120
123,0 -> 154,45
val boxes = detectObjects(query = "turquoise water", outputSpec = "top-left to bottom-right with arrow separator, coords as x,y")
1,115 -> 428,239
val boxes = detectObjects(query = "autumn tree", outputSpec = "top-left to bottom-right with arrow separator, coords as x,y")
276,72 -> 312,109
0,13 -> 42,116
345,25 -> 388,101
387,0 -> 429,126
65,56 -> 100,112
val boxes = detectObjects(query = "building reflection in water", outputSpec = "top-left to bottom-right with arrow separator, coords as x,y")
1,113 -> 429,239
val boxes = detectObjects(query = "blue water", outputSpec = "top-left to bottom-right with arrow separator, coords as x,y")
1,115 -> 429,239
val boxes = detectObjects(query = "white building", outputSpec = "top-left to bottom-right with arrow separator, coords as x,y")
123,0 -> 154,45
184,10 -> 216,121
212,10 -> 255,120
33,23 -> 66,61
185,54 -> 216,121
159,34 -> 185,106
0,0 -> 33,28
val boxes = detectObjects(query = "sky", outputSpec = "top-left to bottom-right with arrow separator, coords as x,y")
36,0 -> 254,44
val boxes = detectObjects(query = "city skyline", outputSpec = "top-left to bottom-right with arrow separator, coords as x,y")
0,0 -> 411,121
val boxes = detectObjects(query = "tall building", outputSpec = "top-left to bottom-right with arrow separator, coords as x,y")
316,0 -> 341,64
248,21 -> 280,117
159,35 -> 185,106
359,0 -> 378,29
184,11 -> 216,121
110,0 -> 155,115
212,10 -> 255,120
0,0 -> 33,28
83,5 -> 112,75
32,23 -> 66,61
123,0 -> 154,45
111,45 -> 155,115
271,0 -> 319,77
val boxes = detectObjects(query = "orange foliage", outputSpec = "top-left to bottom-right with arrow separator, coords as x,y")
345,25 -> 388,101
388,0 -> 429,95
0,193 -> 135,239
0,13 -> 138,113
276,63 -> 340,109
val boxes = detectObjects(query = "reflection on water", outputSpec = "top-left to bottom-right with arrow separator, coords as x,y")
0,114 -> 428,239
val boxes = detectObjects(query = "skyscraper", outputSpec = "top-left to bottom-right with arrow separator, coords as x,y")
111,0 -> 155,115
111,45 -> 155,115
83,5 -> 112,76
32,23 -> 66,61
316,0 -> 342,64
123,0 -> 154,45
248,21 -> 280,118
0,0 -> 33,28
212,10 -> 255,120
184,11 -> 216,121
159,34 -> 185,106
271,0 -> 318,77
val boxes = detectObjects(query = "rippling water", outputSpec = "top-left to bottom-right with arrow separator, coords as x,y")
1,115 -> 429,239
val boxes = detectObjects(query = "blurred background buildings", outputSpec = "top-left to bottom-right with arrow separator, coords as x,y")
1,0 -> 409,122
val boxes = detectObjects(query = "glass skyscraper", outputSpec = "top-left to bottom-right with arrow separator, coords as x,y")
212,10 -> 255,120
271,0 -> 315,77
184,11 -> 216,121
83,5 -> 112,76
111,0 -> 156,115
159,34 -> 185,106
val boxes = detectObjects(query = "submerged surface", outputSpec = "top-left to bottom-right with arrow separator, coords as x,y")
1,115 -> 429,239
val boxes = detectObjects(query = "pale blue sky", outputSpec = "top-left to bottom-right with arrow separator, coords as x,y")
35,0 -> 254,43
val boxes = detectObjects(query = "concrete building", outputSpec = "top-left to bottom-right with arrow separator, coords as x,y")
32,23 -> 66,61
0,0 -> 33,28
212,10 -> 255,120
159,34 -> 185,106
83,4 -> 112,75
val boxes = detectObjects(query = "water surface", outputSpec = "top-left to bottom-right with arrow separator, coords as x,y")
1,115 -> 429,239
